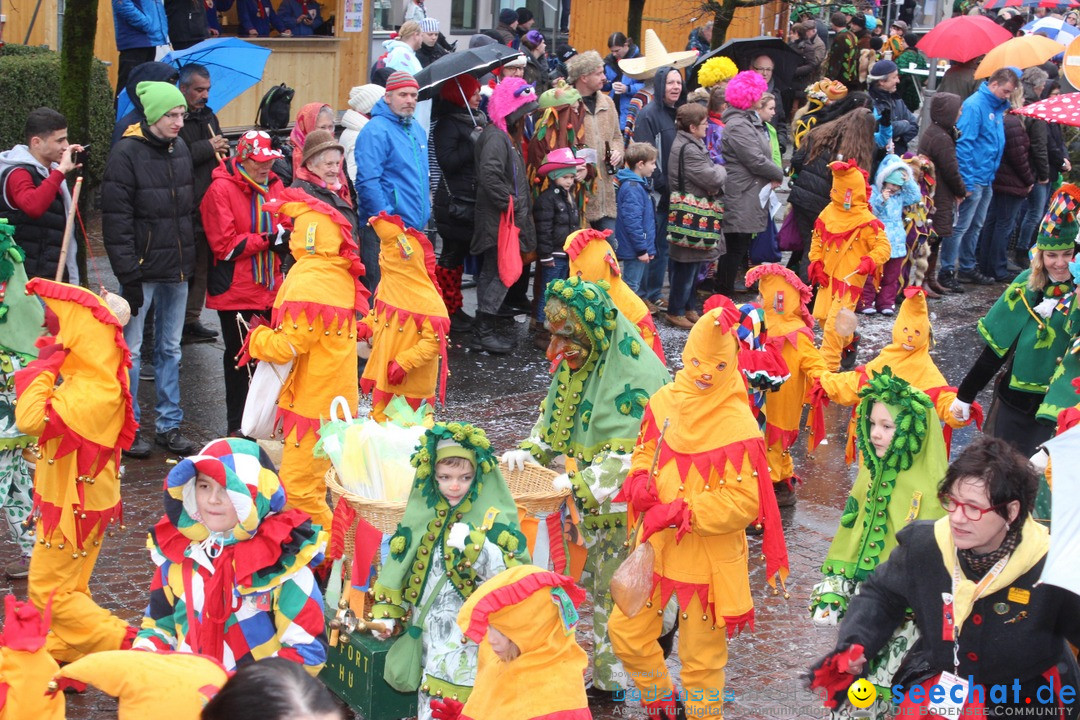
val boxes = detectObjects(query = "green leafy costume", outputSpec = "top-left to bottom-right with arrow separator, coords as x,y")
371,422 -> 527,717
519,276 -> 670,691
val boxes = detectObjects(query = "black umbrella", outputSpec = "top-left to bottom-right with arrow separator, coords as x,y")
415,45 -> 524,102
693,36 -> 802,87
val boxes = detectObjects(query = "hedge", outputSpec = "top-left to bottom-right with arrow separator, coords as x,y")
0,45 -> 113,186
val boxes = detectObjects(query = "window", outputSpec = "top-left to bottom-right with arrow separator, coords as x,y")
372,0 -> 393,32
452,0 -> 478,31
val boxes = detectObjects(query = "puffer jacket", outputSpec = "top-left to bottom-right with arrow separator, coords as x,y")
870,154 -> 922,259
177,104 -> 223,204
992,113 -> 1034,197
200,159 -> 285,310
789,137 -> 833,219
472,124 -> 535,255
1023,83 -> 1050,184
354,99 -> 430,231
721,105 -> 784,234
633,66 -> 685,196
868,84 -> 919,156
956,82 -> 1010,188
533,185 -> 579,260
112,0 -> 168,51
919,92 -> 966,238
102,123 -> 195,286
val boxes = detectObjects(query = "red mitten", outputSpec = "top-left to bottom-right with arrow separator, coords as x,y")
431,698 -> 464,720
855,256 -> 876,276
640,499 -> 692,543
808,260 -> 827,287
355,321 -> 372,342
808,644 -> 864,709
387,361 -> 407,386
613,468 -> 660,512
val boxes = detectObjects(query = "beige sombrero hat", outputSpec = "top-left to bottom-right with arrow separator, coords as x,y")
618,28 -> 700,80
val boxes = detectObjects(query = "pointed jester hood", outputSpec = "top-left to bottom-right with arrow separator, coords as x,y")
565,228 -> 665,364
0,219 -> 45,358
864,288 -> 944,387
746,262 -> 814,339
524,276 -> 670,464
818,158 -> 877,234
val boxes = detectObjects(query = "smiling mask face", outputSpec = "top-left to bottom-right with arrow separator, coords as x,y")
679,312 -> 740,396
891,292 -> 930,352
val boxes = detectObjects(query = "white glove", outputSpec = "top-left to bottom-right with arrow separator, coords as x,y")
950,398 -> 971,422
447,522 -> 471,550
552,472 -> 573,491
369,619 -> 396,640
1035,297 -> 1057,319
501,449 -> 535,472
1030,448 -> 1049,473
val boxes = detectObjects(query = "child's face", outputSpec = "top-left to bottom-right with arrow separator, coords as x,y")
868,402 -> 896,458
882,181 -> 902,196
757,100 -> 776,123
636,158 -> 657,177
554,173 -> 576,191
194,474 -> 239,533
435,460 -> 474,506
487,625 -> 520,661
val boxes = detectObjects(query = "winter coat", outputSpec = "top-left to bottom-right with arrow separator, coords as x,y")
720,106 -> 783,235
669,129 -> 726,263
177,104 -> 224,206
633,66 -> 684,196
293,175 -> 360,244
937,60 -> 979,100
1023,84 -> 1050,184
472,124 -> 535,255
792,35 -> 826,84
765,79 -> 792,153
416,41 -> 448,68
381,38 -> 422,75
686,28 -> 710,55
918,92 -> 966,238
236,0 -> 286,35
614,169 -> 657,259
789,138 -> 833,219
705,113 -> 724,165
340,108 -> 369,183
868,84 -> 919,156
992,113 -> 1035,197
354,98 -> 430,232
433,104 -> 485,246
494,22 -> 516,46
164,0 -> 208,48
524,53 -> 552,95
956,81 -> 1010,188
112,0 -> 168,51
870,155 -> 922,259
102,122 -> 196,286
0,145 -> 78,282
581,91 -> 623,222
604,46 -> 645,129
277,0 -> 323,35
1048,123 -> 1067,179
200,159 -> 285,311
533,185 -> 579,260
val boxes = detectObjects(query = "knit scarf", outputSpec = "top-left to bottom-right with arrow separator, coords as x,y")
236,164 -> 276,291
959,523 -> 1022,577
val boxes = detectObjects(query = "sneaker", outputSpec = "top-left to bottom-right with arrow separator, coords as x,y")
684,309 -> 701,323
123,431 -> 153,459
664,313 -> 694,329
155,427 -> 199,456
860,307 -> 877,315
958,269 -> 994,285
182,321 -> 218,344
139,363 -> 155,382
460,275 -> 477,289
4,556 -> 30,579
880,307 -> 895,316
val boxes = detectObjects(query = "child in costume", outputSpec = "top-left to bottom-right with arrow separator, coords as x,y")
0,219 -> 44,579
134,437 -> 328,673
898,153 -> 935,295
859,154 -> 920,316
14,279 -> 137,662
360,212 -> 450,422
808,159 -> 891,370
565,228 -> 665,363
0,595 -> 63,720
728,299 -> 790,435
245,188 -> 370,533
809,370 -> 947,719
432,565 -> 590,720
502,275 -> 670,692
533,148 -> 584,334
608,297 -> 788,720
369,422 -> 527,719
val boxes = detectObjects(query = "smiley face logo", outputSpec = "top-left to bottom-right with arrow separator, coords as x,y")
847,679 -> 877,709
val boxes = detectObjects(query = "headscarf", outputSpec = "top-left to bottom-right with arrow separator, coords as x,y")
290,102 -> 351,204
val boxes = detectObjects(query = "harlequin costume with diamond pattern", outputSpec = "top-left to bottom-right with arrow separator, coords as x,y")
360,213 -> 450,422
808,159 -> 891,370
608,297 -> 788,720
13,279 -> 138,663
564,228 -> 665,364
246,188 -> 370,533
515,275 -> 669,691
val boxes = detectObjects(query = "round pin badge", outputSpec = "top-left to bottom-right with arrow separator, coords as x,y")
994,602 -> 1009,615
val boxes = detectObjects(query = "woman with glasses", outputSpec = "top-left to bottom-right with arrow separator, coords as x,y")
809,369 -> 948,718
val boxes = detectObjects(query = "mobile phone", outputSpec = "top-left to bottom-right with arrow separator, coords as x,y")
75,144 -> 90,167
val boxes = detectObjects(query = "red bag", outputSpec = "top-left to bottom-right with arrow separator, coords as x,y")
498,198 -> 523,287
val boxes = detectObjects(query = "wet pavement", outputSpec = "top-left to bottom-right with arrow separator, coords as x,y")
0,226 -> 1001,719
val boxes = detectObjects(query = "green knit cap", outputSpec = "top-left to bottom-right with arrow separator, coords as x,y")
136,81 -> 187,124
1037,215 -> 1080,252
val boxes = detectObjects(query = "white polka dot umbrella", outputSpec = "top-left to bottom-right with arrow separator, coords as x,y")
1014,92 -> 1080,127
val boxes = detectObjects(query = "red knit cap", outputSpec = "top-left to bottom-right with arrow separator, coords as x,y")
439,74 -> 481,106
385,70 -> 419,91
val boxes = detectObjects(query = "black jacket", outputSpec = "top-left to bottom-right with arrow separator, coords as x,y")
524,53 -> 552,95
993,113 -> 1034,197
0,164 -> 69,281
164,0 -> 209,49
868,84 -> 918,156
472,124 -> 535,255
433,102 -> 487,244
633,66 -> 684,194
178,104 -> 224,206
533,185 -> 579,260
416,42 -> 448,68
102,124 -> 196,286
919,92 -> 966,238
789,138 -> 833,219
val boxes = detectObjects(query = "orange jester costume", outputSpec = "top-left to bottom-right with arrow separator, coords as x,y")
564,228 -> 665,364
360,213 -> 450,421
807,159 -> 891,370
13,280 -> 138,662
608,297 -> 788,720
246,188 -> 369,533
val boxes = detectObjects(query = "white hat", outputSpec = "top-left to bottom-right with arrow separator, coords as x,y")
349,84 -> 384,113
618,29 -> 699,80
420,17 -> 439,33
505,53 -> 527,68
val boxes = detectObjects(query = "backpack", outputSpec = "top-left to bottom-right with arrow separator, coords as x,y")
255,83 -> 295,131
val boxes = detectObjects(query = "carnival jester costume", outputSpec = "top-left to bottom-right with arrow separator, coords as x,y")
360,212 -> 450,422
609,297 -> 788,720
808,159 -> 891,370
507,275 -> 669,691
810,370 -> 947,719
370,422 -> 527,719
14,279 -> 137,662
246,188 -> 370,533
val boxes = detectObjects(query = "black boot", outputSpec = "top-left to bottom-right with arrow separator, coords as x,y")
470,312 -> 514,354
840,332 -> 860,371
449,309 -> 474,333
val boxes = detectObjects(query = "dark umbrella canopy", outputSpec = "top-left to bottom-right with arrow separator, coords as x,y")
415,45 -> 524,101
693,36 -> 802,87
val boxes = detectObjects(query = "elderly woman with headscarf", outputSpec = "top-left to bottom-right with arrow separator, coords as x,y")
288,102 -> 350,203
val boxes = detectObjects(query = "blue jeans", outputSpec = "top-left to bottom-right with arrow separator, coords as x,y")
977,193 -> 1026,280
535,256 -> 570,322
668,260 -> 701,317
940,184 -> 992,274
620,258 -> 649,294
123,281 -> 188,433
644,205 -> 670,303
1017,181 -> 1052,255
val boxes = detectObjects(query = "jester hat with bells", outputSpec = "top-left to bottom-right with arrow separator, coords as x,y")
451,566 -> 590,720
13,279 -> 137,549
565,228 -> 665,363
360,212 -> 450,414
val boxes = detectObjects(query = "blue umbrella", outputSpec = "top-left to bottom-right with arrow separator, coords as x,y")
1022,16 -> 1080,45
116,37 -> 272,120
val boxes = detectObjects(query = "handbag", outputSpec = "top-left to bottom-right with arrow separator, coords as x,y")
749,216 -> 781,264
777,209 -> 804,253
383,573 -> 450,693
667,143 -> 724,251
240,357 -> 294,439
497,197 -> 523,287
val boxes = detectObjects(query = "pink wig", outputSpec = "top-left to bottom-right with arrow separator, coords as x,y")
488,77 -> 539,132
724,70 -> 767,111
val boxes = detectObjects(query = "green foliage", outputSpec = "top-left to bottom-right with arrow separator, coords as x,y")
0,45 -> 113,186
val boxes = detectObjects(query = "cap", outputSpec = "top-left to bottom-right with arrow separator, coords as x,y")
890,19 -> 908,31
237,129 -> 283,163
556,44 -> 578,63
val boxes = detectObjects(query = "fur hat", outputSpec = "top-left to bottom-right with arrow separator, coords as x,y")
566,49 -> 604,84
348,83 -> 383,114
724,70 -> 767,110
488,77 -> 539,131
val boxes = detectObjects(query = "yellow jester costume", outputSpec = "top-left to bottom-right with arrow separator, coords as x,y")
360,212 -> 450,421
246,188 -> 369,533
14,279 -> 138,662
